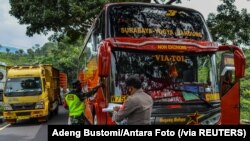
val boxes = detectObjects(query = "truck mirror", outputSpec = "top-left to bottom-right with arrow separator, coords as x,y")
98,42 -> 111,77
46,82 -> 51,89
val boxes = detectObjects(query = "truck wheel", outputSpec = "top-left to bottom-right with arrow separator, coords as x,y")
6,120 -> 16,125
54,105 -> 59,115
44,116 -> 49,122
47,104 -> 52,119
46,110 -> 53,121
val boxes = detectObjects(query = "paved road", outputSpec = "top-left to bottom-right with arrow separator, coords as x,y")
0,106 -> 68,141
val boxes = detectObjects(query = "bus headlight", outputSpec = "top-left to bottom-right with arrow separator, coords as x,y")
200,113 -> 221,125
35,100 -> 44,109
4,103 -> 13,111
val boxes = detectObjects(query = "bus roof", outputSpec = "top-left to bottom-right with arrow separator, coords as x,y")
103,2 -> 204,18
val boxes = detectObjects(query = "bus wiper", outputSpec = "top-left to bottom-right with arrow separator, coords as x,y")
153,95 -> 179,101
182,90 -> 212,108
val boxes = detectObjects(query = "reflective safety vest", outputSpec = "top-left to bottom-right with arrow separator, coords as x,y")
65,93 -> 86,116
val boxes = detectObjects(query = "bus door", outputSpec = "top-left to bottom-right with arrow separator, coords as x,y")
220,53 -> 239,124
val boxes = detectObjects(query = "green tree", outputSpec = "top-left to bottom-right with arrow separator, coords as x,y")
5,48 -> 10,54
206,0 -> 250,121
9,0 -> 185,41
207,0 -> 250,46
26,36 -> 82,83
27,48 -> 35,58
17,49 -> 25,56
9,0 -> 121,41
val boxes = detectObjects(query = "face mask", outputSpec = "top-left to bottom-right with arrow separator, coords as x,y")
127,87 -> 133,95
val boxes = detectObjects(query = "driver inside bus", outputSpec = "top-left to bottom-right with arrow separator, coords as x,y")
169,63 -> 178,82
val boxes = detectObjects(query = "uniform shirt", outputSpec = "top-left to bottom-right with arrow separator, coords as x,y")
65,93 -> 85,117
112,89 -> 153,125
63,87 -> 99,116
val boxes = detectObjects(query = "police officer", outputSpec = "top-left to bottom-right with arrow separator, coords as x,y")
63,80 -> 102,125
112,75 -> 153,125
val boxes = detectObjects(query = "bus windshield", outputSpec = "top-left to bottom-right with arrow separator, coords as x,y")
109,4 -> 209,40
110,50 -> 219,104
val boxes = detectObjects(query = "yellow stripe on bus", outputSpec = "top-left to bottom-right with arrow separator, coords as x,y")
205,93 -> 220,101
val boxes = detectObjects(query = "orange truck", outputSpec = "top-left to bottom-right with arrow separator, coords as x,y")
78,2 -> 245,125
2,64 -> 67,124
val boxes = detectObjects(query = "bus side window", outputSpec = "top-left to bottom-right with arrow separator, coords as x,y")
93,12 -> 105,51
221,70 -> 234,95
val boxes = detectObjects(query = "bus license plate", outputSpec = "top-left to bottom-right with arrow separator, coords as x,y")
111,96 -> 127,103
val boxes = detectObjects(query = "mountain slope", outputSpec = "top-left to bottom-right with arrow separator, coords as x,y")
0,45 -> 19,53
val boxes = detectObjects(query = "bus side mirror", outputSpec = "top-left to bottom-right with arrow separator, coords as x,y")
234,50 -> 245,78
218,45 -> 246,78
98,42 -> 111,77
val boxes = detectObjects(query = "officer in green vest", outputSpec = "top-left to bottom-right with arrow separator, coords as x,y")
63,80 -> 103,125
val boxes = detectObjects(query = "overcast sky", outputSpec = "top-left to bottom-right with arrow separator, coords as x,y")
0,0 -> 249,50
0,0 -> 50,50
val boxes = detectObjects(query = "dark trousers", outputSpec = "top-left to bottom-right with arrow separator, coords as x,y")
70,114 -> 85,125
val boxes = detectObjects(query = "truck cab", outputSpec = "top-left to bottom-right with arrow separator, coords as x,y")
2,65 -> 61,123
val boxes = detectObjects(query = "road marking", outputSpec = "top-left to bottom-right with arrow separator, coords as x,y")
0,123 -> 10,131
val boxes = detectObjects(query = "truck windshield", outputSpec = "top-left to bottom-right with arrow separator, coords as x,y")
109,4 -> 209,40
4,77 -> 42,96
110,50 -> 219,104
